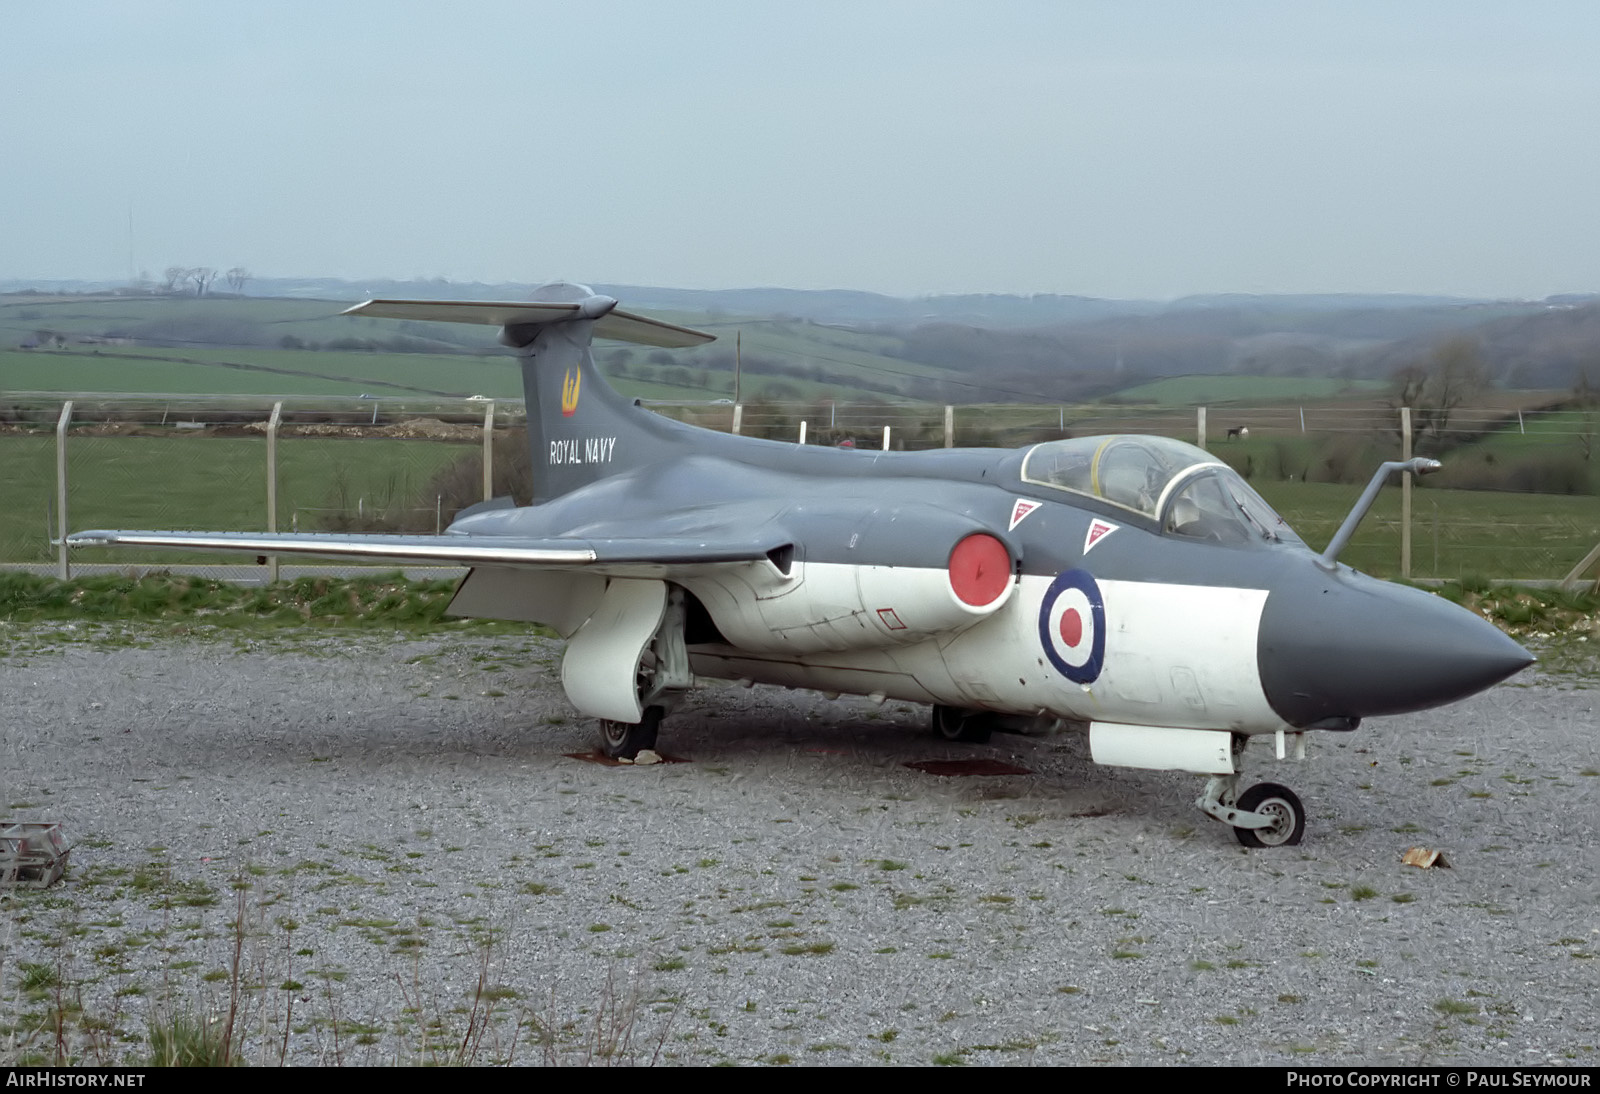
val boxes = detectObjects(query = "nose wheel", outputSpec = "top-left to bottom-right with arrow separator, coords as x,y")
1230,782 -> 1305,847
1197,772 -> 1307,848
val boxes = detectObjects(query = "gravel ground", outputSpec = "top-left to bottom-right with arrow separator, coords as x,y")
1,622 -> 1597,1067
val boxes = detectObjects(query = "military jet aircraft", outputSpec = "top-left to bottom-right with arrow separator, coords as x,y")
69,283 -> 1534,847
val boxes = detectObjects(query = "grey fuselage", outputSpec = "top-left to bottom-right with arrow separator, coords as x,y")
451,416 -> 1532,732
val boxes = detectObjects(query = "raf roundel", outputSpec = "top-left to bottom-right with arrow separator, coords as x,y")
1038,569 -> 1106,684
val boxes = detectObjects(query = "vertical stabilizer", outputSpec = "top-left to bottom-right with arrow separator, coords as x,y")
506,283 -> 666,502
341,283 -> 715,504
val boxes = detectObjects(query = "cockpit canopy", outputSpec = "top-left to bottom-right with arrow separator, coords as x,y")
1020,435 -> 1301,547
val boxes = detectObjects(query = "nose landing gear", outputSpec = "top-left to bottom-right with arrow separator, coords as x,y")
1197,772 -> 1308,847
1195,734 -> 1308,847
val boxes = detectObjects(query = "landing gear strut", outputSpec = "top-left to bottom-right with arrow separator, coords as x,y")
592,586 -> 692,760
1195,734 -> 1308,847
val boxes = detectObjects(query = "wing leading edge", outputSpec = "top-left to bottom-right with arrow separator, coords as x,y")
65,530 -> 788,571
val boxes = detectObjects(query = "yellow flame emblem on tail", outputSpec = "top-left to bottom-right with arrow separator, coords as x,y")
560,369 -> 580,417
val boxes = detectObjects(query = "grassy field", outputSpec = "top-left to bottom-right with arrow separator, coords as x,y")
1,294 -> 941,404
2,344 -> 863,404
5,428 -> 1595,579
1251,479 -> 1600,580
1106,374 -> 1388,405
0,434 -> 475,563
1,345 -> 522,398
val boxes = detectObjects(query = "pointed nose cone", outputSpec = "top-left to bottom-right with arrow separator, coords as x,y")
1259,570 -> 1534,727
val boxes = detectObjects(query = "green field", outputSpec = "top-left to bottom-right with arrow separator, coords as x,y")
1,294 -> 940,405
1107,374 -> 1388,405
5,429 -> 1595,579
0,434 -> 475,564
1252,479 -> 1600,580
1,345 -> 524,398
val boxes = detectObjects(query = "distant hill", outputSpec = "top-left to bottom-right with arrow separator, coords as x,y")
5,277 -> 1599,400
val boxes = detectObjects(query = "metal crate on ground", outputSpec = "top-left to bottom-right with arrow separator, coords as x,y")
0,821 -> 69,889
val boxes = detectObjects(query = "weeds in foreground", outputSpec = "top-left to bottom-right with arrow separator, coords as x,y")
2,873 -> 672,1066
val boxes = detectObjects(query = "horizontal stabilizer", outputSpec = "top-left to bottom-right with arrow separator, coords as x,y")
341,299 -> 715,348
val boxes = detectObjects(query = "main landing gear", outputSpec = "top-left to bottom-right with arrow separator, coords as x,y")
594,588 -> 692,760
599,705 -> 664,761
930,704 -> 995,743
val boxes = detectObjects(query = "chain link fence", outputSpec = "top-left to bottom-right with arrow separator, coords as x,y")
5,394 -> 1596,583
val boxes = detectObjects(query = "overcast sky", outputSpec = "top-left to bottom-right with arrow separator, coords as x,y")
4,1 -> 1598,300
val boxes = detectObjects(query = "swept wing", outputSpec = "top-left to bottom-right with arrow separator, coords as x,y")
64,529 -> 787,572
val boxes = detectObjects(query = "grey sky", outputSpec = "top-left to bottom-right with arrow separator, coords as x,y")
4,1 -> 1597,299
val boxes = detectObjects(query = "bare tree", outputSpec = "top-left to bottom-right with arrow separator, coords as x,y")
1390,337 -> 1491,450
225,267 -> 251,294
162,266 -> 188,294
188,267 -> 217,296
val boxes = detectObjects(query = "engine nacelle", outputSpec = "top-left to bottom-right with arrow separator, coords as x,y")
687,533 -> 1016,655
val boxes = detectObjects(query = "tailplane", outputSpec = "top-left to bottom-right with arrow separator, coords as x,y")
343,283 -> 714,503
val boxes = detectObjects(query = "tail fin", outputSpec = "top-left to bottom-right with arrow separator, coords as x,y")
343,283 -> 714,503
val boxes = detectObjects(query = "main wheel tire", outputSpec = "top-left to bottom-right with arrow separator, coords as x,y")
1232,782 -> 1306,848
598,705 -> 663,760
932,704 -> 992,744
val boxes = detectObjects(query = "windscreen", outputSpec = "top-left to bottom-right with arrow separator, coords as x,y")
1161,467 -> 1302,547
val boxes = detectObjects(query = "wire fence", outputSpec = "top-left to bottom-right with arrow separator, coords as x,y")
4,392 -> 1597,584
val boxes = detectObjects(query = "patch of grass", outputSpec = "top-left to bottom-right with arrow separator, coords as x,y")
147,1012 -> 235,1067
779,941 -> 835,956
17,962 -> 59,996
0,571 -> 548,633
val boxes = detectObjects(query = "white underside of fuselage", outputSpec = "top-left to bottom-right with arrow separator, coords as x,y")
682,564 -> 1284,735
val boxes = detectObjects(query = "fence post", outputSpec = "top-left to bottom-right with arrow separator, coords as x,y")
481,401 -> 495,502
944,406 -> 954,448
267,401 -> 282,584
798,421 -> 808,445
731,404 -> 743,436
1401,406 -> 1413,578
882,425 -> 891,451
55,400 -> 73,580
1560,540 -> 1600,591
1197,406 -> 1207,450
